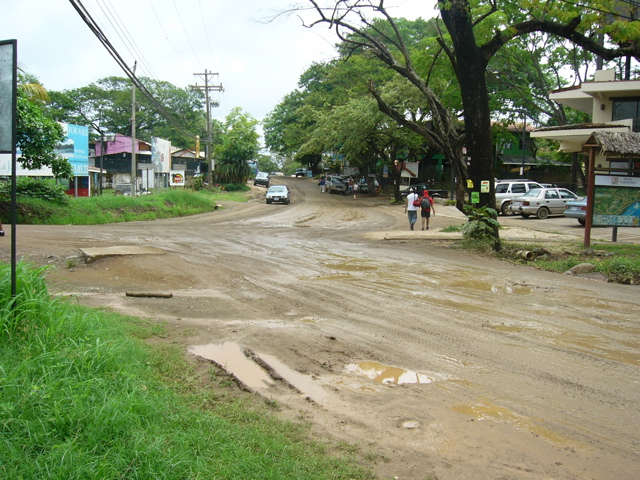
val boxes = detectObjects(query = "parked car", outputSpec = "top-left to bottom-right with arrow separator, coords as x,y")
294,168 -> 308,177
563,197 -> 587,225
326,176 -> 347,195
254,172 -> 270,187
509,187 -> 580,219
399,183 -> 449,198
265,185 -> 291,204
270,171 -> 285,176
495,180 -> 544,215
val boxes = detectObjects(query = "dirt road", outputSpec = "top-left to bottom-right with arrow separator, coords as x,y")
5,178 -> 639,479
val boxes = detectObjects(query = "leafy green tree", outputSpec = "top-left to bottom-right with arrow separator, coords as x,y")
305,0 -> 640,248
47,77 -> 205,150
214,108 -> 260,184
16,74 -> 72,179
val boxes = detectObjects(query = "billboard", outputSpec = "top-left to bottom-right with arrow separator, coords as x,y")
593,175 -> 640,227
0,122 -> 87,176
151,137 -> 171,173
170,170 -> 185,186
0,40 -> 16,153
57,123 -> 89,175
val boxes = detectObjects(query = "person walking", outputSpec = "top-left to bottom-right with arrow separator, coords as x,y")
420,189 -> 436,230
319,176 -> 326,193
352,181 -> 358,199
404,188 -> 419,230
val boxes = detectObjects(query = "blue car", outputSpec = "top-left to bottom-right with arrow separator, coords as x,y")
563,198 -> 587,225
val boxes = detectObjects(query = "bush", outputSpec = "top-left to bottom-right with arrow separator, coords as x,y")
0,177 -> 68,204
221,183 -> 248,192
461,205 -> 501,251
598,257 -> 640,284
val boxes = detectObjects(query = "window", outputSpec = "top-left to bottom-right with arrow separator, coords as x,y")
511,184 -> 526,193
545,190 -> 559,199
496,184 -> 509,193
560,190 -> 575,199
612,97 -> 640,121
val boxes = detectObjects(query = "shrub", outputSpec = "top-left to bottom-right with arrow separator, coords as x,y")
0,177 -> 68,204
597,257 -> 640,284
461,205 -> 501,251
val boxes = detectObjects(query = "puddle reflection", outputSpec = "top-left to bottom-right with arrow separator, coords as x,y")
188,342 -> 274,390
346,361 -> 436,384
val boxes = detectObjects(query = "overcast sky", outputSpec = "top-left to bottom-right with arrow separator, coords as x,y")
1,0 -> 434,126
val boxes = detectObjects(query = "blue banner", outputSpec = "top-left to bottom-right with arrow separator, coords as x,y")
56,123 -> 89,175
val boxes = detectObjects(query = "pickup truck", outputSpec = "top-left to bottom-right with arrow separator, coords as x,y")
400,183 -> 449,198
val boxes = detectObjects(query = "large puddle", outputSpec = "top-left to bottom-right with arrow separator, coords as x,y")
452,399 -> 573,446
345,361 -> 443,385
188,342 -> 274,391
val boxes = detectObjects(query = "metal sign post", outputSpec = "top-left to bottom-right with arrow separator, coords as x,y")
0,39 -> 17,298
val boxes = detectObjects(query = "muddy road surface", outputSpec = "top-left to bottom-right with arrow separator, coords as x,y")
6,178 -> 639,480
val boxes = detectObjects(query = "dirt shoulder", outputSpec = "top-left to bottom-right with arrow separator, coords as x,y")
5,179 -> 639,480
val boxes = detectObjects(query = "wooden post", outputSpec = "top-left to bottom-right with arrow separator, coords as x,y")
584,146 -> 597,248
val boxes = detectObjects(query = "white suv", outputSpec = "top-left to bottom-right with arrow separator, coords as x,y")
495,180 -> 543,215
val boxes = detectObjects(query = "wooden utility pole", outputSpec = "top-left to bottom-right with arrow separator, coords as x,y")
191,70 -> 223,186
131,61 -> 137,196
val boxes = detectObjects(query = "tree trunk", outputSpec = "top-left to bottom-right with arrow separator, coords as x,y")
441,0 -> 496,211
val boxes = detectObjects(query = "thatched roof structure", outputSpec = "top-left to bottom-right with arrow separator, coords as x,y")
584,131 -> 640,157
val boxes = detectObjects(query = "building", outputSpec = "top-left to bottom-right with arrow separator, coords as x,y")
531,69 -> 640,166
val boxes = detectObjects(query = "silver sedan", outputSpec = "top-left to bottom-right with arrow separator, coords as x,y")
509,187 -> 580,219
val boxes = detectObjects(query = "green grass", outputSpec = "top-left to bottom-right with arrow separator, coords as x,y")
498,241 -> 640,284
0,262 -> 372,479
0,188 -> 250,225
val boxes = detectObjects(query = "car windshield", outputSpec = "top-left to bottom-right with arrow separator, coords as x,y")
522,188 -> 542,198
269,186 -> 286,193
256,172 -> 269,179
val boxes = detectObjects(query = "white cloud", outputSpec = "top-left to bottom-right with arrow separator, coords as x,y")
0,0 -> 435,124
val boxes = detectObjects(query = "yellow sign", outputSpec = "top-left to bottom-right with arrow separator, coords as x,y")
466,179 -> 474,188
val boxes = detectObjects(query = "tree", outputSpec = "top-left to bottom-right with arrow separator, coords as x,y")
16,74 -> 72,179
214,108 -> 260,184
47,77 -> 206,150
304,0 -> 640,247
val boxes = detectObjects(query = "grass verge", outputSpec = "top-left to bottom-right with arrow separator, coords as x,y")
457,238 -> 640,284
0,188 -> 249,225
0,261 -> 372,479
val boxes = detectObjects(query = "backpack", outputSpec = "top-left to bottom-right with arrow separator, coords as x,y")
420,197 -> 431,211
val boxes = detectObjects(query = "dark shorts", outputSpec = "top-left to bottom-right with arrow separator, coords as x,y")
421,210 -> 431,218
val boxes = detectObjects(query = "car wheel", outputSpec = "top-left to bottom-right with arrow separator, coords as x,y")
537,207 -> 550,219
521,213 -> 531,218
501,202 -> 513,216
266,200 -> 271,204
578,218 -> 586,226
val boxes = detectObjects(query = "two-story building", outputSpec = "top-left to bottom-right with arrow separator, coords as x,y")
531,69 -> 640,174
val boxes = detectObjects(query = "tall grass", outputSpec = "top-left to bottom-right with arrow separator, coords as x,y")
0,262 -> 371,479
1,189 -> 250,225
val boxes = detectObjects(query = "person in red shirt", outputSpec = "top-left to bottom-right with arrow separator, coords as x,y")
420,190 -> 436,230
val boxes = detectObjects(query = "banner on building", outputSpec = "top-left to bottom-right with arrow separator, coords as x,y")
151,137 -> 171,173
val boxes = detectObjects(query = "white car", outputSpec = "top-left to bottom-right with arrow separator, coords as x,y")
510,187 -> 580,219
265,185 -> 291,204
495,180 -> 544,215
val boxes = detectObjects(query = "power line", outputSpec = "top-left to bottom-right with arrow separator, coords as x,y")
172,0 -> 203,67
148,0 -> 184,60
68,0 -> 198,140
99,0 -> 159,80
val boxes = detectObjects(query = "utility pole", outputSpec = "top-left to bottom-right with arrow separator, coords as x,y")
131,61 -> 137,196
191,70 -> 223,186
